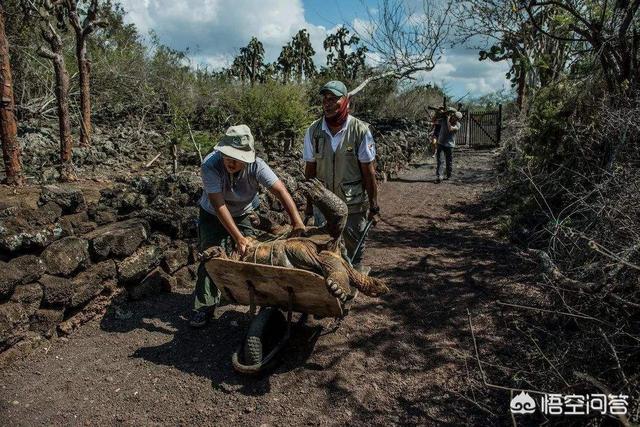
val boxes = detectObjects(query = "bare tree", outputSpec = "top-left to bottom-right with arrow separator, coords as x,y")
354,0 -> 452,75
65,0 -> 106,147
0,4 -> 23,186
30,0 -> 76,181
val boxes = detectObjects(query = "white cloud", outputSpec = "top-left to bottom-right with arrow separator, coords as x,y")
352,17 -> 374,36
120,0 -> 154,35
119,0 -> 327,67
414,49 -> 511,97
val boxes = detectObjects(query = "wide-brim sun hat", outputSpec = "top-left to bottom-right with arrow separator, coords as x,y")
215,124 -> 256,163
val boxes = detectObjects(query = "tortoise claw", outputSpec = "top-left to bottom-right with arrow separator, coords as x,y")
327,279 -> 348,300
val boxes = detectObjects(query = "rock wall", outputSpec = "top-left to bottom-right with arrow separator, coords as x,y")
0,184 -> 199,366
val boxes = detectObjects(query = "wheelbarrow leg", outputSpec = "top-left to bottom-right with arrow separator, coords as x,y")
286,287 -> 294,339
246,280 -> 257,318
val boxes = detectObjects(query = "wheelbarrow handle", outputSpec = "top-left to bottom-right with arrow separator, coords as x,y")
349,218 -> 375,265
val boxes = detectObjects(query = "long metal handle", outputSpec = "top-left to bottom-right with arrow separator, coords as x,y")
349,219 -> 374,265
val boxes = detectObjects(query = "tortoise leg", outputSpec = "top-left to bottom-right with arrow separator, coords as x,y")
318,251 -> 350,303
343,258 -> 389,297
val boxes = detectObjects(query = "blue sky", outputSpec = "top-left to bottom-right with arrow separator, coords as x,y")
118,0 -> 512,99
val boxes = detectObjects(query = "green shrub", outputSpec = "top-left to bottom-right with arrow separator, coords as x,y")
201,82 -> 314,153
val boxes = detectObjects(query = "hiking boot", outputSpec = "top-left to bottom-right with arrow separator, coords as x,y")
189,310 -> 213,328
435,176 -> 442,184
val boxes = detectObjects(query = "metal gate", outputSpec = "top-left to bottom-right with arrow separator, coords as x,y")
458,105 -> 502,148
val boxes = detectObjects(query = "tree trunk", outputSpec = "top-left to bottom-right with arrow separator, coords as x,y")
52,55 -> 75,181
76,38 -> 92,147
516,67 -> 527,112
0,5 -> 23,186
250,57 -> 256,87
298,52 -> 303,84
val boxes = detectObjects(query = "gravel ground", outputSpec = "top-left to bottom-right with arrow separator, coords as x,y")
0,149 -> 539,425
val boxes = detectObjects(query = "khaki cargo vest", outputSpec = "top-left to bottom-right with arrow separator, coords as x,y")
310,117 -> 370,214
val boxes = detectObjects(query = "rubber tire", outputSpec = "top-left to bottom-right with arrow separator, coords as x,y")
243,307 -> 287,367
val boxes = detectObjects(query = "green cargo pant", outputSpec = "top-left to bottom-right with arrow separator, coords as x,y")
193,207 -> 255,312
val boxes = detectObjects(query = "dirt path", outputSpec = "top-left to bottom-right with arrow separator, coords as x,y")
0,150 -> 536,425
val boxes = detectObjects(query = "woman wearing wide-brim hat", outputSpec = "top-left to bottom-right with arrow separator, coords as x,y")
190,124 -> 305,327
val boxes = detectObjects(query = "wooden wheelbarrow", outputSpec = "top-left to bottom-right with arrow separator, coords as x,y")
205,258 -> 346,374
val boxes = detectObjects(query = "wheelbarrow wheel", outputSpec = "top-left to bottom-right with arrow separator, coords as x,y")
244,307 -> 287,367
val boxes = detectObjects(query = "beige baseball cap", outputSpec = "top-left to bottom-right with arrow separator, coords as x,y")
215,124 -> 256,163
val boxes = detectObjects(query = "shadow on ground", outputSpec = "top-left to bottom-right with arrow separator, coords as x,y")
99,293 -> 324,396
103,150 -> 535,423
305,151 -> 539,424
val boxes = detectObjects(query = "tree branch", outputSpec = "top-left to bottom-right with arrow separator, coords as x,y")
37,45 -> 56,60
348,66 -> 429,97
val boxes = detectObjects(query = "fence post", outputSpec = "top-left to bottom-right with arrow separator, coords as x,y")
466,109 -> 472,147
497,104 -> 503,145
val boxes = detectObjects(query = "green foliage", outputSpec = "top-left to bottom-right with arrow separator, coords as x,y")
496,74 -> 623,249
467,89 -> 516,110
519,80 -> 585,170
276,29 -> 316,84
191,131 -> 217,155
322,26 -> 367,81
171,111 -> 216,157
197,81 -> 314,153
305,67 -> 412,118
352,75 -> 397,116
7,0 -> 448,148
228,37 -> 265,85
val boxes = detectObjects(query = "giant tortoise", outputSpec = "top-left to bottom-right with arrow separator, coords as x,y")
204,178 -> 389,302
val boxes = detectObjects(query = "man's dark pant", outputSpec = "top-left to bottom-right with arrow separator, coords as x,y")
436,144 -> 453,179
193,207 -> 254,312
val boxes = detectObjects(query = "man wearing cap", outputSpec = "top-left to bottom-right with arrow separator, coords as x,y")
302,80 -> 379,272
435,107 -> 463,183
191,124 -> 306,327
